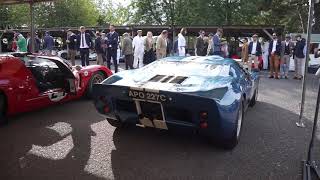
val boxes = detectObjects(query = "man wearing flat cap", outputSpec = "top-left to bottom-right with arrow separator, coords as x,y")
280,35 -> 294,79
248,34 -> 262,71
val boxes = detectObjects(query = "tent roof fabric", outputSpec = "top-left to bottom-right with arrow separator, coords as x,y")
0,0 -> 55,5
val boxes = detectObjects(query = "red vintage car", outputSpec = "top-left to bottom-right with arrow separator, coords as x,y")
0,53 -> 112,124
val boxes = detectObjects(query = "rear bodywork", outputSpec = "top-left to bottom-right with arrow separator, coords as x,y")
93,56 -> 259,141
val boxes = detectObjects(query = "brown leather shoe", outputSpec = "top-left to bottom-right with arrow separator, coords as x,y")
269,76 -> 274,78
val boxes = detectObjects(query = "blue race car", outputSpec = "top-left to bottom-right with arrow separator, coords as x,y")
93,56 -> 259,149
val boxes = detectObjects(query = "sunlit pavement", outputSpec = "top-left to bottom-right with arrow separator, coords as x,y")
1,70 -> 320,180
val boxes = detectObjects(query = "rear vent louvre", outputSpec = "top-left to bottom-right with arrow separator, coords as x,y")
161,76 -> 174,83
148,75 -> 188,84
169,76 -> 188,84
149,75 -> 166,82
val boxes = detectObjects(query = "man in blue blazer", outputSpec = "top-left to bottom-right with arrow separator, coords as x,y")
77,26 -> 93,66
268,33 -> 282,79
248,34 -> 262,71
106,25 -> 119,73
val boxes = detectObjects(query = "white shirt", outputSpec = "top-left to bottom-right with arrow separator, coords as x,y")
263,42 -> 269,54
178,33 -> 186,48
272,40 -> 277,53
132,35 -> 144,53
285,41 -> 289,46
80,33 -> 89,49
251,41 -> 257,55
178,33 -> 186,56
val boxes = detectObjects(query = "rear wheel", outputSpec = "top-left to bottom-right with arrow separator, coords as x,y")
0,94 -> 8,125
86,71 -> 106,98
222,101 -> 244,149
107,118 -> 125,128
61,52 -> 68,60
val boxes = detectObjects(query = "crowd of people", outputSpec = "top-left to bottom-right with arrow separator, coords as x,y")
239,32 -> 306,80
65,25 -> 190,73
6,25 -> 311,80
8,31 -> 55,55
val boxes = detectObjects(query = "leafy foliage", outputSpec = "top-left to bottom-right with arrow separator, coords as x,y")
0,0 -> 318,33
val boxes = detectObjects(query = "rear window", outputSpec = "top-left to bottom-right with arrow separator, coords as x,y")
22,57 -> 59,69
146,61 -> 231,77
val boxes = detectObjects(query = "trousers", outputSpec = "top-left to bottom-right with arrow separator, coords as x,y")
107,48 -> 118,73
280,55 -> 290,77
133,50 -> 144,68
80,48 -> 89,66
294,57 -> 305,77
248,55 -> 258,71
269,54 -> 280,77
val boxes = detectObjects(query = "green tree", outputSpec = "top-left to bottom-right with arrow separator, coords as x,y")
0,4 -> 29,29
0,0 -> 99,29
96,0 -> 134,26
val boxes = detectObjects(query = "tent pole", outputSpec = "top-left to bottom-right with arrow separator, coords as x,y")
296,0 -> 314,128
30,1 -> 35,53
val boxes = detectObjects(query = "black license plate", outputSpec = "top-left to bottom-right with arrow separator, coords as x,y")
128,89 -> 167,102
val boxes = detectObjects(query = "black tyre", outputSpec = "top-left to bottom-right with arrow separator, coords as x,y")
0,93 -> 8,125
86,71 -> 106,98
249,89 -> 258,107
107,118 -> 125,128
221,101 -> 244,149
61,52 -> 68,60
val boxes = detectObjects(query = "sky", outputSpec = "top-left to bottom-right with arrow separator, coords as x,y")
118,0 -> 131,6
93,0 -> 132,11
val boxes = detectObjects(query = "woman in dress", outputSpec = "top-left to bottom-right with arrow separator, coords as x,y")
143,31 -> 156,65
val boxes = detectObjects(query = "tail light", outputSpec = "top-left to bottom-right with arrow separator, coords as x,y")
199,111 -> 208,129
103,105 -> 110,113
200,112 -> 208,119
200,121 -> 208,129
98,96 -> 110,113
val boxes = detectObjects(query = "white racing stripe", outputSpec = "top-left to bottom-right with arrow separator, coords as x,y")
130,86 -> 144,91
144,88 -> 159,93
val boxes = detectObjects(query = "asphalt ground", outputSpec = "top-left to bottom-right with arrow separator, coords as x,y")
1,63 -> 320,180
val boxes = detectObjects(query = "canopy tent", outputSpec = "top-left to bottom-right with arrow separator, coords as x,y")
0,0 -> 56,52
0,0 -> 51,4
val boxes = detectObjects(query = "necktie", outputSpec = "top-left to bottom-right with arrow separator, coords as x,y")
81,33 -> 85,48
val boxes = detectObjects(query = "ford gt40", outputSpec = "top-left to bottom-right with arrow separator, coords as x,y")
93,56 -> 259,149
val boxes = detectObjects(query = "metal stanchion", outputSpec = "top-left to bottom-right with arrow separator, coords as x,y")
302,68 -> 320,180
296,0 -> 315,128
30,1 -> 35,53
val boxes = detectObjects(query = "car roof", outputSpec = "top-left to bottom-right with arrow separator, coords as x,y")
0,52 -> 31,57
162,55 -> 237,65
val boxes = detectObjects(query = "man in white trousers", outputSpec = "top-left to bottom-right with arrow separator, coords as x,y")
178,28 -> 187,56
132,30 -> 145,68
262,39 -> 269,70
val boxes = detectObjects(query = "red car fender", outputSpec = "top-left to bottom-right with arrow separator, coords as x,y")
0,56 -> 38,115
78,65 -> 112,95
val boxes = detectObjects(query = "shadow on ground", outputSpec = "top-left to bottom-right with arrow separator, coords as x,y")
111,101 -> 312,180
0,99 -> 316,180
0,99 -> 105,180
